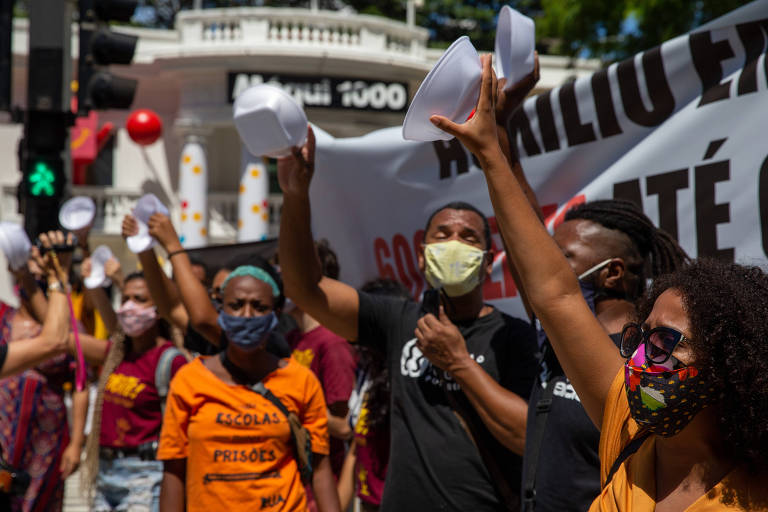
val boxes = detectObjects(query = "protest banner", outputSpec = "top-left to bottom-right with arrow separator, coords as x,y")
310,0 -> 768,317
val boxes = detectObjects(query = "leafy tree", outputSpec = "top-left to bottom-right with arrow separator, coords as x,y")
536,0 -> 754,61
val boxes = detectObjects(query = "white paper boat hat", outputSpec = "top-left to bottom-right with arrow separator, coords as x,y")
233,84 -> 308,158
126,193 -> 169,254
83,245 -> 113,289
402,36 -> 482,142
0,222 -> 31,271
59,196 -> 96,231
494,6 -> 535,86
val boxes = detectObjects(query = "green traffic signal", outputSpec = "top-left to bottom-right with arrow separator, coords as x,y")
27,161 -> 58,197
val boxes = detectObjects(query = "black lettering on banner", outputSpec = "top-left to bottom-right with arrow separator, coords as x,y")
262,413 -> 271,425
736,22 -> 767,95
508,107 -> 542,157
559,81 -> 597,146
591,68 -> 623,138
759,155 -> 768,258
536,90 -> 561,151
243,414 -> 253,426
690,31 -> 735,106
271,413 -> 280,424
646,169 -> 689,241
613,179 -> 643,208
695,157 -> 734,261
617,46 -> 675,127
214,450 -> 223,462
250,448 -> 260,462
234,415 -> 242,426
432,139 -> 469,180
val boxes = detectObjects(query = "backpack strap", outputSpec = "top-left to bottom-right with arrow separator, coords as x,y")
602,431 -> 651,490
155,347 -> 183,417
521,376 -> 560,511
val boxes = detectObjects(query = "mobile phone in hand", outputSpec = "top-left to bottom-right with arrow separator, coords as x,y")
422,288 -> 441,317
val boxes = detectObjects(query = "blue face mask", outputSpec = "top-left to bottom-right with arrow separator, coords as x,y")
218,311 -> 278,349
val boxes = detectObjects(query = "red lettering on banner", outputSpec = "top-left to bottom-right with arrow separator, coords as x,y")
545,195 -> 586,230
374,238 -> 396,280
393,234 -> 425,298
483,216 -> 518,300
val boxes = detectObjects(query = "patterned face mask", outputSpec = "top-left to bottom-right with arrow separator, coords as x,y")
116,300 -> 158,337
624,342 -> 715,437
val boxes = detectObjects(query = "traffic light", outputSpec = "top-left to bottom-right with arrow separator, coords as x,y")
21,0 -> 72,238
78,0 -> 139,113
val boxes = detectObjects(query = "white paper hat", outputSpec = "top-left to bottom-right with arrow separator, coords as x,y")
494,6 -> 535,86
0,222 -> 31,271
83,245 -> 113,289
233,84 -> 308,158
59,196 -> 96,231
126,193 -> 169,254
402,36 -> 482,142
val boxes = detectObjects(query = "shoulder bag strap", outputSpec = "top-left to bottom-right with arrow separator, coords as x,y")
602,431 -> 651,490
155,347 -> 182,416
521,381 -> 559,509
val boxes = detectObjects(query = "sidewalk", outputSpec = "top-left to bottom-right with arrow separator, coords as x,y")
63,468 -> 89,512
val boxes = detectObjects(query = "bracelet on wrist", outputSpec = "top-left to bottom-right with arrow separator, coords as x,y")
48,281 -> 71,294
167,248 -> 187,259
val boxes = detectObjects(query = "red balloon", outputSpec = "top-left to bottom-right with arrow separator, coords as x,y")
126,109 -> 163,146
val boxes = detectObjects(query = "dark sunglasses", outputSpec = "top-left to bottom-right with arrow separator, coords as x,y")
620,322 -> 689,365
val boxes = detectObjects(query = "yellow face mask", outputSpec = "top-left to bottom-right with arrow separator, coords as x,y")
424,240 -> 487,297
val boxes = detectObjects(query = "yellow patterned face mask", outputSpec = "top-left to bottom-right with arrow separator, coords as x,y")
424,240 -> 487,297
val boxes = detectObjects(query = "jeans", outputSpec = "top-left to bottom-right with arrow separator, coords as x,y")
92,456 -> 163,512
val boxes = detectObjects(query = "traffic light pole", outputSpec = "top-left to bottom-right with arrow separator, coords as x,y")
21,0 -> 73,239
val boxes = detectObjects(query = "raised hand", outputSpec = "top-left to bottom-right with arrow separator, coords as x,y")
147,213 -> 182,254
81,257 -> 92,279
277,125 -> 316,197
495,52 -> 540,125
429,54 -> 500,159
121,214 -> 139,240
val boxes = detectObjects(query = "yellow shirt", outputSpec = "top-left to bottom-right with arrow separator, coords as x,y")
589,370 -> 768,511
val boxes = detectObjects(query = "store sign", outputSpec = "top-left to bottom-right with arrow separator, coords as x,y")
228,72 -> 409,113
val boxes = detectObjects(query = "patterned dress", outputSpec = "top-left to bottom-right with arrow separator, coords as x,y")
0,303 -> 75,512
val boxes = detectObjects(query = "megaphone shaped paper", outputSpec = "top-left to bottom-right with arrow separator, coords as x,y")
0,222 -> 31,272
126,194 -> 169,254
83,245 -> 114,289
402,36 -> 482,142
59,196 -> 96,231
494,6 -> 535,86
233,84 -> 308,158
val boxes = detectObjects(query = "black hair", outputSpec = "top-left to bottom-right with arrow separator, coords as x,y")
188,257 -> 209,285
224,253 -> 285,311
124,270 -> 145,285
637,259 -> 768,495
564,199 -> 689,299
356,278 -> 411,431
316,239 -> 340,280
424,201 -> 492,251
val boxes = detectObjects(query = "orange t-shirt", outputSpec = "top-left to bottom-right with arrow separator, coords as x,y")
157,357 -> 329,511
590,370 -> 768,511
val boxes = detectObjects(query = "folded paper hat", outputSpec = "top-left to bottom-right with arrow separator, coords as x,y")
494,6 -> 535,86
126,193 -> 169,254
59,196 -> 96,231
84,245 -> 113,289
402,36 -> 482,142
0,222 -> 31,271
233,84 -> 308,158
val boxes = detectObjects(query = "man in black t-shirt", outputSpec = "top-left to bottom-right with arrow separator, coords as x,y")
277,129 -> 538,511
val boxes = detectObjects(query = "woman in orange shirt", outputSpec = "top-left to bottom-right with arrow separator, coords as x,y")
157,265 -> 341,512
421,55 -> 768,510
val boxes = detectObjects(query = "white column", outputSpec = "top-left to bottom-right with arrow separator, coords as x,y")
178,135 -> 209,248
237,146 -> 270,242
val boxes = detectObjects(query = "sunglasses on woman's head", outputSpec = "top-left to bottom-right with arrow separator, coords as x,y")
620,322 -> 689,365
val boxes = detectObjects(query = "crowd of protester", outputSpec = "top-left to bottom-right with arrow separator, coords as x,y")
0,52 -> 765,512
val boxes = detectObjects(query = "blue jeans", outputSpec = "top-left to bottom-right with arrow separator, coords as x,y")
92,456 -> 163,512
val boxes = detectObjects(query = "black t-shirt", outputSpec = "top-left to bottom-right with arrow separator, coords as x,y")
358,291 -> 538,512
521,332 -> 622,512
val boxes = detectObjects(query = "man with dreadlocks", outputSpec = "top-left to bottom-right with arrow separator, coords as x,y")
519,202 -> 689,512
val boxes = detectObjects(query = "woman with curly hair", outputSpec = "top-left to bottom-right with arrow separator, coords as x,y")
430,54 -> 768,510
